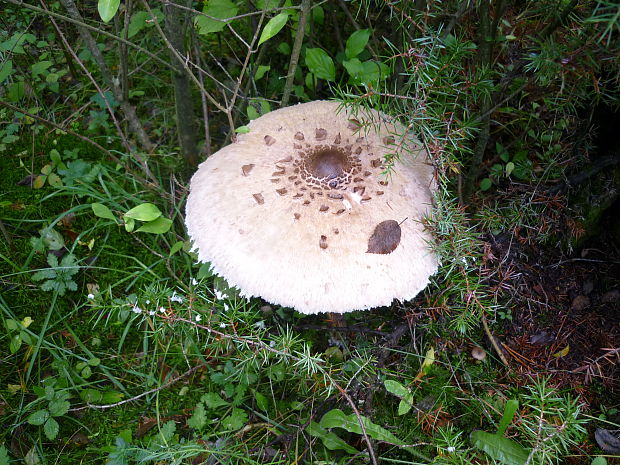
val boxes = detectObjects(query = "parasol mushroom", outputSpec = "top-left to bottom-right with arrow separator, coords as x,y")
185,100 -> 438,314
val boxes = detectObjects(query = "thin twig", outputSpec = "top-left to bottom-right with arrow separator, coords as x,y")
481,312 -> 510,366
281,0 -> 311,107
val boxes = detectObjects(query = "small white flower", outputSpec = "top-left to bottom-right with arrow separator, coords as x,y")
447,447 -> 455,453
148,310 -> 156,316
254,320 -> 266,330
223,303 -> 229,312
132,305 -> 142,314
87,293 -> 95,300
191,278 -> 198,286
159,306 -> 166,313
269,340 -> 276,347
170,292 -> 184,303
214,289 -> 228,300
195,314 -> 202,322
145,300 -> 150,304
219,322 -> 226,328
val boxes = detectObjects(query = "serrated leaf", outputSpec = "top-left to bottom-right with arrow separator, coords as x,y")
305,48 -> 335,81
345,29 -> 370,59
187,402 -> 207,430
471,431 -> 529,465
135,216 -> 172,234
221,407 -> 247,430
27,409 -> 50,426
91,203 -> 117,222
124,203 -> 162,222
48,399 -> 70,417
101,390 -> 124,404
307,421 -> 359,454
258,12 -> 289,45
98,0 -> 120,23
43,417 -> 59,440
80,388 -> 103,404
201,392 -> 229,409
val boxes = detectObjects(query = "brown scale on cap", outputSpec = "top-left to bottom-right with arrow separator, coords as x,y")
262,126 -> 396,217
319,235 -> 328,249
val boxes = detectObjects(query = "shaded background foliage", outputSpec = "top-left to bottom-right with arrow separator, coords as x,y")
0,0 -> 619,464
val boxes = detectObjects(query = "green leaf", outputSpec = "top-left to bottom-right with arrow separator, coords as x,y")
47,173 -> 62,187
480,178 -> 493,191
305,48 -> 335,81
135,217 -> 172,234
8,81 -> 25,102
0,445 -> 9,465
6,319 -> 19,331
201,392 -> 229,410
255,65 -> 270,80
345,29 -> 371,59
31,60 -> 52,78
505,161 -> 515,177
0,59 -> 13,84
247,105 -> 260,120
384,380 -> 410,398
258,13 -> 289,45
10,334 -> 22,353
221,407 -> 247,430
497,399 -> 519,436
98,0 -> 120,23
319,409 -> 406,446
124,203 -> 162,222
307,421 -> 359,454
101,390 -> 124,404
48,399 -> 70,417
80,388 -> 103,403
471,431 -> 530,465
169,241 -> 184,256
187,402 -> 207,430
27,409 -> 50,426
254,390 -> 269,411
591,457 -> 607,465
398,397 -> 413,415
195,0 -> 238,35
92,203 -> 117,222
44,417 -> 59,440
128,10 -> 163,38
235,125 -> 250,134
124,217 -> 135,233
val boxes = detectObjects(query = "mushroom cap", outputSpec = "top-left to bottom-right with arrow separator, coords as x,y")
186,100 -> 438,314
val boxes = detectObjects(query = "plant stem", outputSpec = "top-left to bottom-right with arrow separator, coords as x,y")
281,0 -> 311,107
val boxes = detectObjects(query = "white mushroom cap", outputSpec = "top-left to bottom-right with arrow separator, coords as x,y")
186,100 -> 438,314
